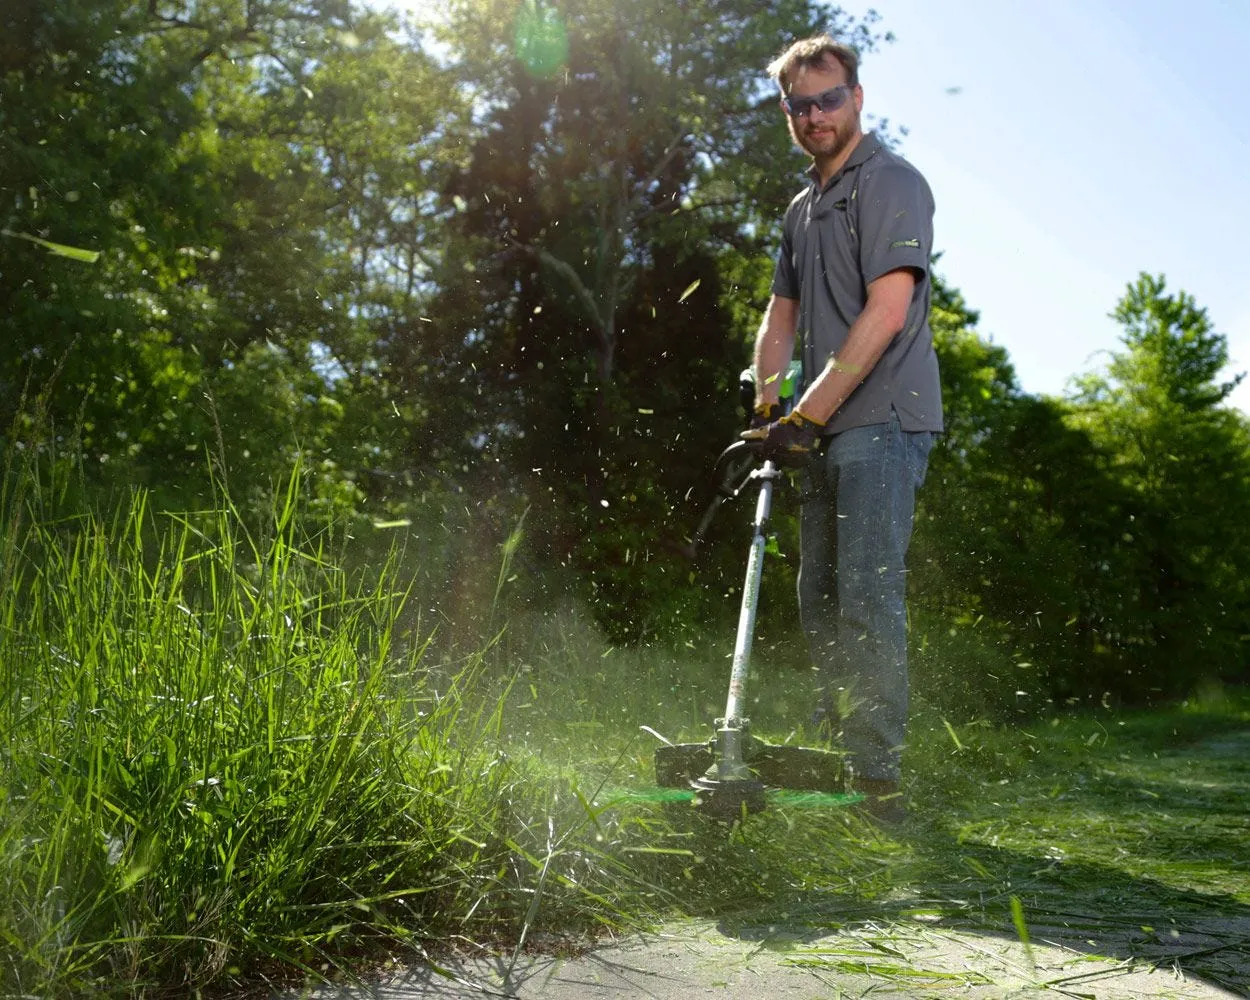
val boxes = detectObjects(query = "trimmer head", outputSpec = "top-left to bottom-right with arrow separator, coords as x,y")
691,775 -> 767,821
654,734 -> 848,821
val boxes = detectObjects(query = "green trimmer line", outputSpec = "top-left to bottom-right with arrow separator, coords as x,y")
649,365 -> 862,822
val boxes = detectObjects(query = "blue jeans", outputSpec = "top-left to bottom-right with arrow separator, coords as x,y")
798,413 -> 933,782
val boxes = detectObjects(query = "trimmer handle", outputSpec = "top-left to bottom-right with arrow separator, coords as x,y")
738,368 -> 756,428
712,439 -> 761,490
737,360 -> 802,429
677,361 -> 800,560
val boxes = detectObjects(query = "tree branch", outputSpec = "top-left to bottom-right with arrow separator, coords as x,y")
533,248 -> 606,341
628,125 -> 690,216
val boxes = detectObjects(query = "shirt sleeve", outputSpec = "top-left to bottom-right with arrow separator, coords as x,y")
857,162 -> 934,286
771,206 -> 800,299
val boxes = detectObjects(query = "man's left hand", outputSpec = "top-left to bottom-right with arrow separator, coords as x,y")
741,410 -> 825,467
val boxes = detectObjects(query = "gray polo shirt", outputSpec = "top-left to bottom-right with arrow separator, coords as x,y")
772,132 -> 943,434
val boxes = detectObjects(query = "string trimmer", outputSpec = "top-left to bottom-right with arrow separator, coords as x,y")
650,365 -> 859,822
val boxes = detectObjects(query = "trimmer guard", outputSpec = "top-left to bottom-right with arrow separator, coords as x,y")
654,741 -> 714,788
655,736 -> 845,794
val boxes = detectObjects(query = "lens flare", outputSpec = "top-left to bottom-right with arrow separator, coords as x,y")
514,0 -> 568,79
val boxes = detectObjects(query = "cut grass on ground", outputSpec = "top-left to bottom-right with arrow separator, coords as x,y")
495,644 -> 1250,997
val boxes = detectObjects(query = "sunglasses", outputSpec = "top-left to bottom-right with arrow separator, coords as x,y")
782,84 -> 854,119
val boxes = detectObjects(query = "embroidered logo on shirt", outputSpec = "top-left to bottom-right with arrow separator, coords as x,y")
890,238 -> 921,249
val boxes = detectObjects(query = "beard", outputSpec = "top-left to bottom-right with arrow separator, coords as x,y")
791,116 -> 857,162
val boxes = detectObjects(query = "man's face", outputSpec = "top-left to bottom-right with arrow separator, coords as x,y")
782,61 -> 863,162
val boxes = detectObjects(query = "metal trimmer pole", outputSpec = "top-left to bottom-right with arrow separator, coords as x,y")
655,374 -> 851,816
712,458 -> 781,778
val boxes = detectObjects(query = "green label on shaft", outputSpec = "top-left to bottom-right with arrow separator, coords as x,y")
780,360 -> 802,401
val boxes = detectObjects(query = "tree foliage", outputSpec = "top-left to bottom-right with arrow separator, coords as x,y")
908,271 -> 1250,713
1067,274 -> 1250,695
1,0 -> 457,512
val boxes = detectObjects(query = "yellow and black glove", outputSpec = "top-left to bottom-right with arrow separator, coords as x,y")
749,402 -> 782,429
740,409 -> 824,468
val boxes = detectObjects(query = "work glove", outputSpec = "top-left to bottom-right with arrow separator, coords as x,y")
749,401 -> 782,429
740,410 -> 824,468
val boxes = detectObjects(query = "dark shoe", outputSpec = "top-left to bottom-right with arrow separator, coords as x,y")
852,777 -> 908,826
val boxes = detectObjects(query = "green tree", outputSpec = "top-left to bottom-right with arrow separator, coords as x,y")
1,0 -> 459,516
908,273 -> 1150,717
1068,273 -> 1250,696
184,6 -> 462,512
1,0 -> 214,476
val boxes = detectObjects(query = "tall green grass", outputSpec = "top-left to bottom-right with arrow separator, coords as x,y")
0,470 -> 639,997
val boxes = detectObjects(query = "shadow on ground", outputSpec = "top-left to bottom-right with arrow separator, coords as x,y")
713,828 -> 1250,996
708,727 -> 1250,996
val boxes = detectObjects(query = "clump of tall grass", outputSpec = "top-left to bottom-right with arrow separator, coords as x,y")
0,468 -> 636,998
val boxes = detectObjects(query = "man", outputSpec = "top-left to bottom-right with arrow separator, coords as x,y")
743,35 -> 942,823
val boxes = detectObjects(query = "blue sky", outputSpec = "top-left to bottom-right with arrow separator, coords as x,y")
384,0 -> 1250,411
843,0 -> 1250,410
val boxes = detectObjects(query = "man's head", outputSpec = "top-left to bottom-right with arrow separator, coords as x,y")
767,36 -> 863,165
